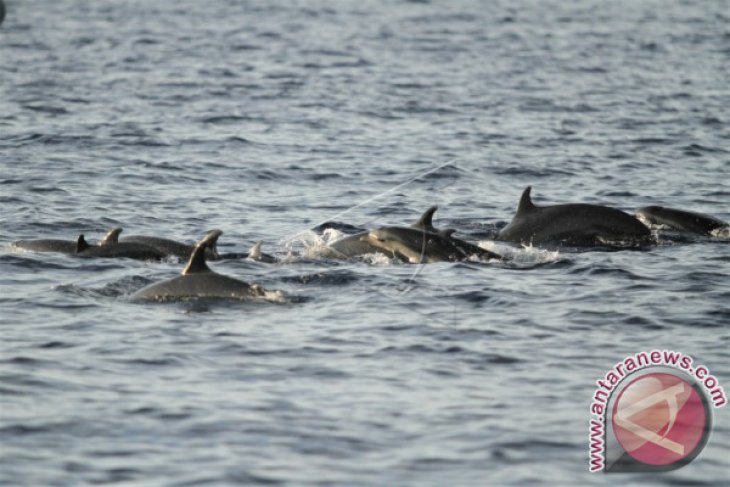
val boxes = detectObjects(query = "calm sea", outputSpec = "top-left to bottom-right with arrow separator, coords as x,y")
1,1 -> 728,485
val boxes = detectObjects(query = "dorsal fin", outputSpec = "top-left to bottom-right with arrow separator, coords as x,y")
76,234 -> 91,253
248,240 -> 263,260
412,206 -> 438,231
101,227 -> 122,245
182,230 -> 222,275
517,186 -> 536,215
204,228 -> 222,259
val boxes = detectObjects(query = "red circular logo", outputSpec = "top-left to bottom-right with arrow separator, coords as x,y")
612,372 -> 708,466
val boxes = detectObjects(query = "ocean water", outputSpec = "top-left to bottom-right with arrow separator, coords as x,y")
1,0 -> 729,485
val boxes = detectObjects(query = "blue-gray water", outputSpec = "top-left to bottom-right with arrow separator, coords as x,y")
1,1 -> 729,485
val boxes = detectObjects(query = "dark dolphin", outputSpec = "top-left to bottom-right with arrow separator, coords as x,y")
121,232 -> 221,260
321,206 -> 445,260
76,229 -> 167,260
498,186 -> 653,247
635,206 -> 728,236
362,208 -> 502,263
131,230 -> 284,302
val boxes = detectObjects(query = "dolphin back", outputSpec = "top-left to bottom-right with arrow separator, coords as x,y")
635,206 -> 728,235
132,273 -> 270,302
499,186 -> 653,247
13,239 -> 78,254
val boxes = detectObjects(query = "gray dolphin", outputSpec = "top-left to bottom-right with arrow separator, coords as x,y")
321,207 -> 444,260
131,230 -> 284,302
203,241 -> 278,262
245,241 -> 277,263
12,227 -> 119,255
362,208 -> 502,263
76,228 -> 167,260
498,186 -> 653,247
635,206 -> 728,236
121,232 -> 220,260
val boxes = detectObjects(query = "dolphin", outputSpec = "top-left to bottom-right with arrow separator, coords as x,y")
498,186 -> 653,247
320,207 -> 445,260
131,230 -> 284,302
362,208 -> 502,263
244,241 -> 277,263
12,227 -> 120,255
0,0 -> 5,27
121,232 -> 220,260
216,241 -> 277,263
634,206 -> 728,236
76,228 -> 167,260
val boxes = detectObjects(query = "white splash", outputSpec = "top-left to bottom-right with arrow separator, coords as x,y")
478,240 -> 561,264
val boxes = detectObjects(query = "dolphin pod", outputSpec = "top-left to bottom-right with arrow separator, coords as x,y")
12,227 -> 273,262
119,230 -> 274,261
12,188 -> 726,262
12,227 -> 128,255
10,186 -> 727,302
76,231 -> 168,261
131,230 -> 284,302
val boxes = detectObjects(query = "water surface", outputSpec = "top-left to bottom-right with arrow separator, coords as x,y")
1,1 -> 729,485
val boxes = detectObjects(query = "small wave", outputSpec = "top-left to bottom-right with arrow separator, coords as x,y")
114,356 -> 186,367
491,439 -> 576,463
492,166 -> 575,178
22,105 -> 70,115
198,115 -> 255,124
134,290 -> 287,305
311,221 -> 365,234
377,344 -> 468,355
38,341 -> 76,349
478,241 -> 561,266
682,143 -> 728,155
0,356 -> 55,366
0,373 -> 71,392
1,253 -> 74,271
566,265 -> 647,280
280,269 -> 361,286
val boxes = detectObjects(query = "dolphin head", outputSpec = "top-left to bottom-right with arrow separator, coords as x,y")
363,227 -> 431,263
